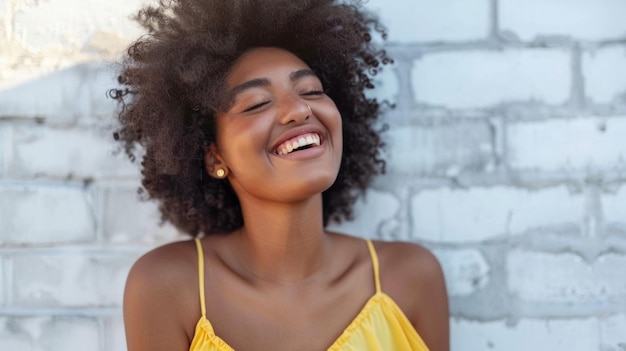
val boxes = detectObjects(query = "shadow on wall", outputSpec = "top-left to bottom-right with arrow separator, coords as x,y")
0,62 -> 121,124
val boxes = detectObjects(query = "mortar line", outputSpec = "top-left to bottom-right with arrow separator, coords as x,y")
490,0 -> 500,41
569,43 -> 587,110
0,307 -> 121,316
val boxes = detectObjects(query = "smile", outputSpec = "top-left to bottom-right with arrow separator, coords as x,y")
274,133 -> 321,155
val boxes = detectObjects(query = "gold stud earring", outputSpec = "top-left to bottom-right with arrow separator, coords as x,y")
216,169 -> 225,178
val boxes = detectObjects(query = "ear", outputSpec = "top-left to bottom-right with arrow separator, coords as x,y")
204,144 -> 229,179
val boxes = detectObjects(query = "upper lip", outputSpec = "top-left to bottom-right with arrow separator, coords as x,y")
270,125 -> 326,154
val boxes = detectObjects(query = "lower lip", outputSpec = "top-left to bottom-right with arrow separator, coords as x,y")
272,144 -> 326,160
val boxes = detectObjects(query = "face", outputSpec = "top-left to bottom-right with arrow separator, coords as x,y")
208,47 -> 343,204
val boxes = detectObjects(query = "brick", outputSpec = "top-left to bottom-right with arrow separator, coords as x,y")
12,253 -> 135,307
100,186 -> 183,244
411,185 -> 582,242
0,184 -> 94,245
327,189 -> 400,238
604,185 -> 626,226
365,0 -> 490,42
600,314 -> 626,348
583,46 -> 626,104
384,121 -> 494,176
431,248 -> 490,297
500,0 -> 626,41
0,318 -> 30,351
0,316 -> 99,351
12,0 -> 147,51
0,62 -> 122,122
507,117 -> 626,171
0,257 -> 4,307
507,251 -> 626,303
451,318 -> 599,351
9,124 -> 139,179
106,316 -> 126,351
0,125 -> 10,177
412,49 -> 570,108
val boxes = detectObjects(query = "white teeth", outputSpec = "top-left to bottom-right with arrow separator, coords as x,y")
275,133 -> 321,155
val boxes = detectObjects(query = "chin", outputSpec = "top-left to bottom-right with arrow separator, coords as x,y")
280,173 -> 338,202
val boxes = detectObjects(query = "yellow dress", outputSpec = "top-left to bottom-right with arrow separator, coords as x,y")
190,238 -> 430,351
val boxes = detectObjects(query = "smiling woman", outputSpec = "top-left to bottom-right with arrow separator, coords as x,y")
211,47 -> 343,204
110,1 -> 449,350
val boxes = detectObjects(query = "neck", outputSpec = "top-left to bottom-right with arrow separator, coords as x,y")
230,194 -> 330,285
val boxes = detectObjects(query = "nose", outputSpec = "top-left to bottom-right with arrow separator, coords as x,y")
278,97 -> 311,125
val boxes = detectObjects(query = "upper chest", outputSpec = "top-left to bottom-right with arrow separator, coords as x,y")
195,244 -> 377,350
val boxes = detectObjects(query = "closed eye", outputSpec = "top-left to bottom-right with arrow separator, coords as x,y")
242,101 -> 270,112
301,90 -> 325,97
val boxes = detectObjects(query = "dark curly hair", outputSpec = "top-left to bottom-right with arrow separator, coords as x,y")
110,0 -> 393,237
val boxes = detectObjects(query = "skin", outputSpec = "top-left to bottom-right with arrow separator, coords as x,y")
124,47 -> 449,351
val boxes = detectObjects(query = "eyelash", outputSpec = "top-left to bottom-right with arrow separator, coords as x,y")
243,101 -> 269,112
302,90 -> 324,96
241,90 -> 325,112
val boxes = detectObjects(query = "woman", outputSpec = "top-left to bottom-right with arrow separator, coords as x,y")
111,0 -> 449,350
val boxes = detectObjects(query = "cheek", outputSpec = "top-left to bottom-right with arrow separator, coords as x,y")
216,117 -> 273,167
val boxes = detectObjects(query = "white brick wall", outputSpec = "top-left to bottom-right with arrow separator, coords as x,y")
0,184 -> 94,244
328,189 -> 401,238
600,314 -> 626,350
12,253 -> 133,307
1,0 -> 625,350
0,257 -> 5,306
0,63 -> 122,122
604,186 -> 626,226
385,121 -> 494,176
367,0 -> 491,43
583,46 -> 626,104
433,248 -> 490,297
410,186 -> 582,242
0,317 -> 100,351
507,116 -> 626,171
412,49 -> 571,108
98,185 -> 182,244
0,125 -> 10,176
451,318 -> 600,351
8,125 -> 138,179
500,0 -> 626,41
12,0 -> 144,52
507,251 -> 626,303
107,316 -> 127,351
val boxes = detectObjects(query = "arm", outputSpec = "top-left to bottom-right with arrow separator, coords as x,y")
124,250 -> 192,351
380,242 -> 450,351
409,248 -> 449,351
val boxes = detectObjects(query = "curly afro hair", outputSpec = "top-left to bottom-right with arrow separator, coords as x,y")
110,0 -> 393,237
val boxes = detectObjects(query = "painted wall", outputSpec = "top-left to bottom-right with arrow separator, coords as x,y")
1,0 -> 625,350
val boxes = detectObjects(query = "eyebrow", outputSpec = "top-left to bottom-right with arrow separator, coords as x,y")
227,69 -> 319,106
289,69 -> 317,81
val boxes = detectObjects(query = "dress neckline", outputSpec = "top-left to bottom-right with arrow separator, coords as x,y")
191,238 -> 418,350
192,291 -> 418,351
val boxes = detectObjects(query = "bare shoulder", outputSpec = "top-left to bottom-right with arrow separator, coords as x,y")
124,239 -> 199,351
125,240 -> 199,303
374,240 -> 450,351
374,240 -> 443,284
128,239 -> 198,281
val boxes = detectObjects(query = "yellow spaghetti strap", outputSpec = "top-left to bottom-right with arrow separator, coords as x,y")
366,239 -> 381,293
194,238 -> 207,317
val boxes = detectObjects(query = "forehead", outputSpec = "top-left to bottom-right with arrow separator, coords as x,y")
226,47 -> 312,86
